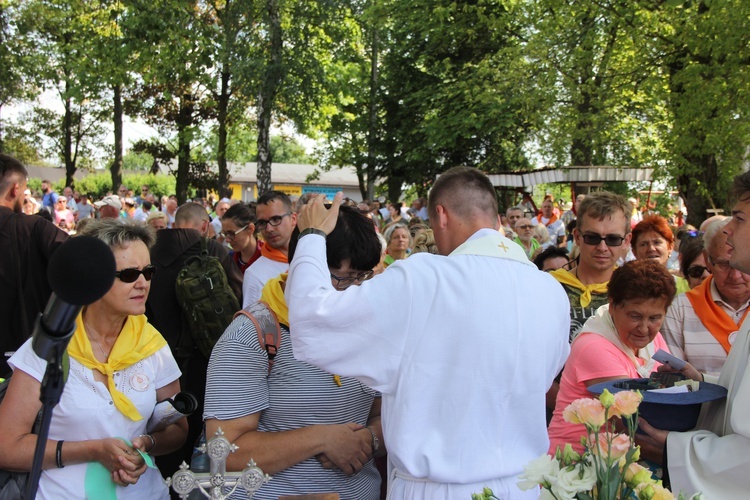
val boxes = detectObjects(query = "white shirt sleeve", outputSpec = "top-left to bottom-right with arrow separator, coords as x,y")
285,234 -> 408,393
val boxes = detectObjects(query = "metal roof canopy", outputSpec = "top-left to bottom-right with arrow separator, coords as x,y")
487,166 -> 654,188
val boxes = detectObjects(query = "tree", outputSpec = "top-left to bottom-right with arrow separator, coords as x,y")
122,0 -> 216,203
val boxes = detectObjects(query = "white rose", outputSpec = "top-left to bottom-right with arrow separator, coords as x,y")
517,454 -> 560,490
552,462 -> 597,500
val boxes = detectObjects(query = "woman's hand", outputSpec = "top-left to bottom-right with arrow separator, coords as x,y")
95,438 -> 143,473
317,423 -> 371,475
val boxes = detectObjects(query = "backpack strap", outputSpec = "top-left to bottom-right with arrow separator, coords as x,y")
233,301 -> 281,374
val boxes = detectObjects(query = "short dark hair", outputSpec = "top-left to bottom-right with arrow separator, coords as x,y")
288,205 -> 381,271
0,153 -> 28,195
731,170 -> 750,202
608,259 -> 676,308
223,202 -> 256,228
533,246 -> 569,271
257,190 -> 292,211
175,202 -> 210,225
428,166 -> 497,220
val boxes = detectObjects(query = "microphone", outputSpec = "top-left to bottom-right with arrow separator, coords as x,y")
32,236 -> 116,362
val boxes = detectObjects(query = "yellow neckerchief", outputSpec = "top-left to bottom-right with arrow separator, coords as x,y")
685,275 -> 749,353
68,313 -> 167,421
260,243 -> 289,264
550,268 -> 609,308
259,273 -> 342,386
259,273 -> 289,327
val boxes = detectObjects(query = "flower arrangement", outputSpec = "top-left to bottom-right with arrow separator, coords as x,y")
472,389 -> 702,500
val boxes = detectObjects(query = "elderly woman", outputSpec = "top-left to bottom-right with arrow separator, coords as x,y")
547,259 -> 678,454
221,202 -> 262,274
0,219 -> 187,499
383,222 -> 411,267
204,205 -> 384,499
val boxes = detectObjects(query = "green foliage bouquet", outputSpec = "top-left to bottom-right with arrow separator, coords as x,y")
473,389 -> 701,500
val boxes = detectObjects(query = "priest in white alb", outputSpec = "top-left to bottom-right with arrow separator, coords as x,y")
285,167 -> 571,499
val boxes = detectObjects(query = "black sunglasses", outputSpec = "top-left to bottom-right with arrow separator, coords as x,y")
116,265 -> 157,283
686,265 -> 709,279
581,234 -> 626,247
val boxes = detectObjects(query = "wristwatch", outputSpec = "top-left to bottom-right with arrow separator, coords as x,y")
298,228 -> 327,239
366,426 -> 380,453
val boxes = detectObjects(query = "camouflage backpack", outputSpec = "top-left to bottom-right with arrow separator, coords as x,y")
175,238 -> 240,358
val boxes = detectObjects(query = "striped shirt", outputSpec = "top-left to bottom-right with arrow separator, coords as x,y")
661,280 -> 750,376
204,315 -> 381,500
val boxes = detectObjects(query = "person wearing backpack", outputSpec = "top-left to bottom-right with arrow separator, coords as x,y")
145,202 -> 242,481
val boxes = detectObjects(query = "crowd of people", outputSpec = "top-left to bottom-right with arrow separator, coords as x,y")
1,150 -> 750,499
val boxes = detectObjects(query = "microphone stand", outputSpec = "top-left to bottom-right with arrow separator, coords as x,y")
25,314 -> 76,500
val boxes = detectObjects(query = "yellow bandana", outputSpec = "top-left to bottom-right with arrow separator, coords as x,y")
259,273 -> 341,385
259,273 -> 289,327
68,313 -> 167,421
550,268 -> 609,308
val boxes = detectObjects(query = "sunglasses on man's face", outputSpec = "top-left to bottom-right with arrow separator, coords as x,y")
115,265 -> 157,283
581,234 -> 626,247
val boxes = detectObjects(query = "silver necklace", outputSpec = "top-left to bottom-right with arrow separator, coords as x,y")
84,320 -> 111,361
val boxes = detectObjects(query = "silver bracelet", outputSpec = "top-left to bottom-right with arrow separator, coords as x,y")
139,433 -> 156,453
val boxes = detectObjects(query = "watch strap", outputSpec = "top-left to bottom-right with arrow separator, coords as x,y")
298,228 -> 327,240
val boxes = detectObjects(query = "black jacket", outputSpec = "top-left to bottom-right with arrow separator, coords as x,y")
0,208 -> 68,375
145,228 -> 242,360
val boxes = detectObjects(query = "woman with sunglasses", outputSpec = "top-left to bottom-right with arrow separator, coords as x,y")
0,219 -> 186,498
679,234 -> 710,290
204,205 -> 384,499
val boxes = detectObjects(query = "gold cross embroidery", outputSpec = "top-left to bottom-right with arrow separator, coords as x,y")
498,242 -> 509,252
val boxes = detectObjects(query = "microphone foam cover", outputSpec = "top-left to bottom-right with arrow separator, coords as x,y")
47,236 -> 117,305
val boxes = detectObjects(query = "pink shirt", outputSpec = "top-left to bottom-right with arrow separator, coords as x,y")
547,332 -> 669,454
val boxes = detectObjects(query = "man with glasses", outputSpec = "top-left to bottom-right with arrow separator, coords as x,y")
145,202 -> 241,480
661,217 -> 750,377
513,217 -> 539,259
242,190 -> 297,307
546,191 -> 631,421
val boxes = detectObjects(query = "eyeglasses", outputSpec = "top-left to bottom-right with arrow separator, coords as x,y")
116,265 -> 157,283
220,225 -> 248,239
581,234 -> 626,247
516,224 -> 534,230
330,270 -> 374,290
709,258 -> 733,272
686,265 -> 710,279
256,212 -> 292,231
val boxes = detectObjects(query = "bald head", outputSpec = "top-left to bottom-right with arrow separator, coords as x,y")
175,202 -> 211,234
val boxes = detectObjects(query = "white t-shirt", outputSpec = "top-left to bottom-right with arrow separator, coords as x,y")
242,255 -> 288,307
8,339 -> 181,500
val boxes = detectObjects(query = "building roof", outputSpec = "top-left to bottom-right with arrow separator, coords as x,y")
224,162 -> 360,187
487,166 -> 654,188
